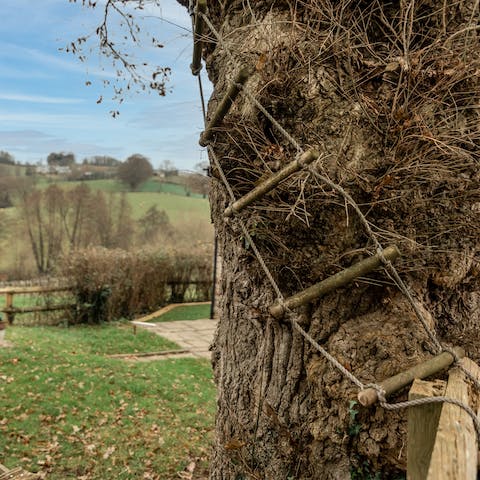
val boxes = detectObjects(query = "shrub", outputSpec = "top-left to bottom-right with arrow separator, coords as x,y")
61,247 -> 212,323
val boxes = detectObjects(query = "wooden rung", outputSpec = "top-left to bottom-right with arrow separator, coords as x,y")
190,0 -> 207,75
199,67 -> 250,146
269,245 -> 400,319
426,358 -> 480,480
224,150 -> 319,217
407,379 -> 446,480
357,346 -> 465,407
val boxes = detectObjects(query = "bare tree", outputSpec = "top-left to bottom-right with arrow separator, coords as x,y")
117,154 -> 153,190
184,172 -> 210,198
21,186 -> 64,273
138,205 -> 172,242
20,185 -> 136,273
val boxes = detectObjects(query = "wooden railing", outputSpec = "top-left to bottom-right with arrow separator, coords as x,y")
0,285 -> 75,324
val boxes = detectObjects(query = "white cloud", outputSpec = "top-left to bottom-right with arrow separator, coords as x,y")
0,65 -> 53,80
0,112 -> 92,127
0,93 -> 83,104
0,42 -> 118,79
0,128 -> 123,162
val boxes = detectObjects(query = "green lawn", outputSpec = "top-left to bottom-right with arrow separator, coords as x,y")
151,304 -> 212,323
0,324 -> 215,479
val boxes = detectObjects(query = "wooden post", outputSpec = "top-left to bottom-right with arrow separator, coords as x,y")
5,292 -> 13,324
407,379 -> 446,480
199,67 -> 251,146
0,320 -> 6,344
224,150 -> 319,217
358,347 -> 465,407
426,358 -> 480,480
269,245 -> 400,319
190,0 -> 207,75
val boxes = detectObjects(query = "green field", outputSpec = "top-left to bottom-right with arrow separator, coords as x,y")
36,178 -> 201,197
32,178 -> 209,222
126,191 -> 209,221
0,324 -> 215,479
0,177 -> 212,275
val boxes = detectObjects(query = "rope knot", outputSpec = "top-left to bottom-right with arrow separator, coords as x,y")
364,383 -> 387,403
190,63 -> 203,76
442,347 -> 461,364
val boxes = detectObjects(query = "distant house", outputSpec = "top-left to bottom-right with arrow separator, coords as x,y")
35,165 -> 71,175
56,166 -> 71,175
158,168 -> 179,178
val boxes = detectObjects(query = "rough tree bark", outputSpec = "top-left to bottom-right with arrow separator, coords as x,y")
185,1 -> 480,478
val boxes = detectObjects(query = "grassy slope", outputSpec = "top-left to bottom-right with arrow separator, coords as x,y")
34,178 -> 210,222
0,325 -> 215,479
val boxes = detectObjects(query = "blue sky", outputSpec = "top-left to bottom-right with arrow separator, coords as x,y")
0,0 -> 211,169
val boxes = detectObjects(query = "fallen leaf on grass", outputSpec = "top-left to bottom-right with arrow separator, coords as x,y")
85,444 -> 97,455
177,460 -> 196,479
103,446 -> 116,459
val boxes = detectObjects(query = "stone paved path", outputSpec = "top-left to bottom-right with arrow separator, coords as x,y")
132,319 -> 217,359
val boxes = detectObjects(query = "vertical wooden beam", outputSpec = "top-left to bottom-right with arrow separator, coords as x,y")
426,358 -> 479,480
5,292 -> 14,324
407,379 -> 446,480
190,0 -> 207,75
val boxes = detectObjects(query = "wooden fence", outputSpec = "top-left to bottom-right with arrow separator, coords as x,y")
0,285 -> 75,324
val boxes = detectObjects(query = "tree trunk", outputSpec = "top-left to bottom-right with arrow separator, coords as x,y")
198,1 -> 480,478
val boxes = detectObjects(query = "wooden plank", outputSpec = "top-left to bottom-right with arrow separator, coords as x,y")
0,285 -> 74,295
224,150 -> 319,217
270,245 -> 400,319
358,347 -> 465,407
407,379 -> 446,480
426,358 -> 479,480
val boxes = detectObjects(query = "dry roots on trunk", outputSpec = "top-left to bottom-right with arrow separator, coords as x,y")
198,1 -> 480,478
